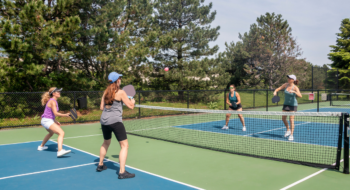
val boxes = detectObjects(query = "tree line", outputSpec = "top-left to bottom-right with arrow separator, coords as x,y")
0,0 -> 348,92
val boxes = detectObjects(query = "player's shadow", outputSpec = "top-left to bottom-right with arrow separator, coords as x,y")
93,158 -> 120,173
252,133 -> 284,140
41,144 -> 73,158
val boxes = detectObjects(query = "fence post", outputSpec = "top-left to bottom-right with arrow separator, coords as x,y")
312,66 -> 314,92
253,90 -> 255,108
138,92 -> 141,118
336,113 -> 344,170
317,90 -> 319,112
73,92 -> 76,109
266,89 -> 268,111
187,91 -> 189,109
224,89 -> 227,110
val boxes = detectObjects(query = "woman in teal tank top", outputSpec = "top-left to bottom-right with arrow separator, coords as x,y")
273,75 -> 302,141
222,84 -> 246,131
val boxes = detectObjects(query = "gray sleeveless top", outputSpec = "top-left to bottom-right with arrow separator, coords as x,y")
100,100 -> 123,125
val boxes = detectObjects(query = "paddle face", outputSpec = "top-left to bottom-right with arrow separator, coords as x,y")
272,96 -> 280,103
231,102 -> 237,108
123,85 -> 136,99
69,108 -> 78,121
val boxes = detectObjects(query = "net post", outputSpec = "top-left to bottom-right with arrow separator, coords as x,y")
138,92 -> 141,118
336,113 -> 344,170
224,89 -> 227,110
317,90 -> 319,112
344,113 -> 349,174
266,89 -> 268,111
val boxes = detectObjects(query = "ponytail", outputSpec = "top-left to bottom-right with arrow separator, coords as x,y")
104,80 -> 120,105
294,80 -> 299,85
41,87 -> 56,106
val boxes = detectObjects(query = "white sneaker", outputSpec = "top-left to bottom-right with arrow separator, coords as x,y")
284,130 -> 291,137
242,126 -> 246,131
288,135 -> 294,141
57,149 -> 71,157
37,146 -> 48,151
222,125 -> 229,130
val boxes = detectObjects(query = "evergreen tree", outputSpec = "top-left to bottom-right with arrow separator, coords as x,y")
241,13 -> 305,89
0,0 -> 81,92
329,18 -> 350,69
149,0 -> 227,91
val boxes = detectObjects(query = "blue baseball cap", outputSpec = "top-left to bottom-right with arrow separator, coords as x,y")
108,72 -> 123,83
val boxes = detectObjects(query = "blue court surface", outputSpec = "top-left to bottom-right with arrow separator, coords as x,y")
0,141 -> 200,190
174,118 -> 339,147
300,107 -> 350,113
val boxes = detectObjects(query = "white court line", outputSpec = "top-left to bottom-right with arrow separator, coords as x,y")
280,156 -> 350,190
63,134 -> 102,139
49,140 -> 204,190
0,162 -> 98,180
0,140 -> 42,146
244,122 -> 311,136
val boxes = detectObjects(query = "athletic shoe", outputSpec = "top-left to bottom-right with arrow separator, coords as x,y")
242,126 -> 246,131
57,149 -> 71,157
288,135 -> 294,141
96,164 -> 107,172
221,125 -> 229,130
118,171 -> 135,179
37,146 -> 48,151
284,130 -> 291,137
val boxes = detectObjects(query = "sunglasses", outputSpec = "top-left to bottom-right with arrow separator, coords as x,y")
229,87 -> 234,89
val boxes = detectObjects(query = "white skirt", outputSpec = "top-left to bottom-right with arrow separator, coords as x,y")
41,118 -> 55,130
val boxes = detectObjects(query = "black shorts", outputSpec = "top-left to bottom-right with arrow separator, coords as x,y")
101,122 -> 127,141
282,105 -> 297,111
229,103 -> 242,110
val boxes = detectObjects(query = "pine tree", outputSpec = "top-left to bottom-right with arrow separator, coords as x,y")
0,0 -> 81,92
329,18 -> 350,69
149,0 -> 226,91
240,13 -> 305,89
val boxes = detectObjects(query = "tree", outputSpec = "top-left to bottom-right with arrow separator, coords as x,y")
0,0 -> 81,92
149,0 -> 227,91
218,41 -> 249,89
241,12 -> 305,89
329,18 -> 350,69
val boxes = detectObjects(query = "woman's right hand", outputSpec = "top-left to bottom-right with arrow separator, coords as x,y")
273,92 -> 277,96
65,113 -> 71,117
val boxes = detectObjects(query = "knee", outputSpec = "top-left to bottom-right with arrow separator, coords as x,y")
103,140 -> 111,146
120,142 -> 129,149
58,131 -> 65,136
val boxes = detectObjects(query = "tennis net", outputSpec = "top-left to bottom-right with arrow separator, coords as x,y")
330,93 -> 350,107
124,105 -> 345,169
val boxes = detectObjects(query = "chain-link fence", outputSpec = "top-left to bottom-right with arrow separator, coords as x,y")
2,89 -> 350,128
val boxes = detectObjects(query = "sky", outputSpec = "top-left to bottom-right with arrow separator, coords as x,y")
209,0 -> 350,66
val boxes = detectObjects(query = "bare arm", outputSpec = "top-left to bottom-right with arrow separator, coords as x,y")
236,92 -> 242,105
100,91 -> 106,110
120,90 -> 135,109
291,86 -> 302,98
273,83 -> 287,96
226,93 -> 232,106
49,101 -> 69,117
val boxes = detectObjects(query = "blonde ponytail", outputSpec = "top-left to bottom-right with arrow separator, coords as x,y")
41,87 -> 57,106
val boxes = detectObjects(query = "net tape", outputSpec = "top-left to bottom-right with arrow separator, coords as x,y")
134,104 -> 342,117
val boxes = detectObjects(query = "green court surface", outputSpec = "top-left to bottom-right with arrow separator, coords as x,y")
0,121 -> 349,190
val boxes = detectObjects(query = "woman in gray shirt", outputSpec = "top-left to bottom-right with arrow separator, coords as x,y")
97,72 -> 136,179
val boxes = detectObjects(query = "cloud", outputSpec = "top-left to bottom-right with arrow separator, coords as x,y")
209,0 -> 350,65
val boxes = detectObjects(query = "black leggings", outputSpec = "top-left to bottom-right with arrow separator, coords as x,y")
101,122 -> 127,141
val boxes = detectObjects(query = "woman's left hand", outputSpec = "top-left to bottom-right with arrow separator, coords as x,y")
55,121 -> 61,126
289,90 -> 296,94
